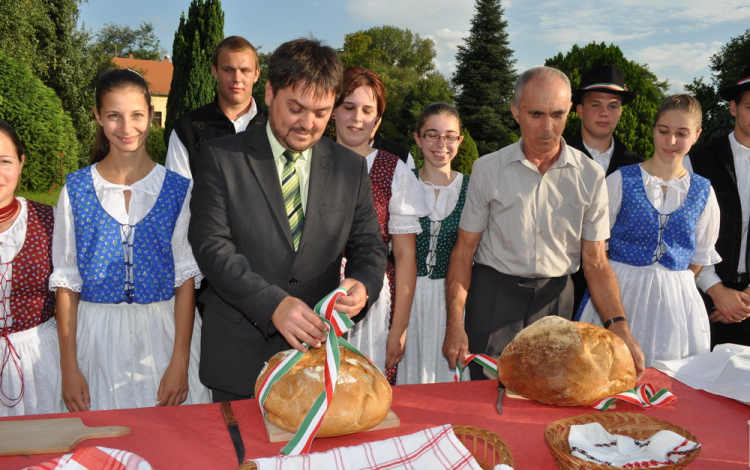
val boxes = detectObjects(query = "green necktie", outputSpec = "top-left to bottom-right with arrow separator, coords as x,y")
282,150 -> 304,250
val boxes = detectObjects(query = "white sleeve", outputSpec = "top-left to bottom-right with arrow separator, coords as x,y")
690,186 -> 722,266
605,170 -> 623,231
406,153 -> 415,169
389,160 -> 428,234
172,181 -> 203,288
165,130 -> 193,180
696,264 -> 723,292
49,186 -> 83,292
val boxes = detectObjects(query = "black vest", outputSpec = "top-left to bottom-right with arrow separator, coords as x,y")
690,134 -> 744,282
565,133 -> 643,176
173,98 -> 267,175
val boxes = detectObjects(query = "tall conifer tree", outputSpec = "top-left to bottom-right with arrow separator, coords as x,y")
165,0 -> 224,144
452,0 -> 517,156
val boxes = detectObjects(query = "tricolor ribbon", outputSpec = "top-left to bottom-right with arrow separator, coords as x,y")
256,287 -> 383,456
455,354 -> 676,411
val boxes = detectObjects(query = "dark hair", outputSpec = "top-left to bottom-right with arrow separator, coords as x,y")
91,69 -> 152,164
0,119 -> 24,158
212,35 -> 258,69
335,66 -> 386,119
654,94 -> 702,130
415,103 -> 463,135
731,89 -> 750,106
267,38 -> 342,100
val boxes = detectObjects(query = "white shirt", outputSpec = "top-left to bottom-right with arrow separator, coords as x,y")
688,132 -> 750,291
165,99 -> 258,179
583,138 -> 615,173
49,165 -> 202,292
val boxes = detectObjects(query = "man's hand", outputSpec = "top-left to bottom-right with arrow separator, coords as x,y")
271,296 -> 328,351
336,278 -> 369,318
707,283 -> 750,323
442,322 -> 469,370
608,320 -> 646,381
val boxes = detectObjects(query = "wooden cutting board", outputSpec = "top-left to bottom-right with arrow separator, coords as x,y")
0,418 -> 130,456
263,409 -> 400,443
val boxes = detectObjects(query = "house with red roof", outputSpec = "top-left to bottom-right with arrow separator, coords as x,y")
112,54 -> 173,128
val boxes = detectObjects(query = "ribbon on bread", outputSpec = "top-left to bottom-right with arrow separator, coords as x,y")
455,354 -> 676,411
256,287 -> 384,456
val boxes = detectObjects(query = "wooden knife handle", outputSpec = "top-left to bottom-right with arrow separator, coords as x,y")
220,401 -> 238,426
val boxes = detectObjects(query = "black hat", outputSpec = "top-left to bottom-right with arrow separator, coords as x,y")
719,66 -> 750,102
572,65 -> 638,107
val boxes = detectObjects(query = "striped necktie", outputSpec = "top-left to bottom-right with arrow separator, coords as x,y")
282,150 -> 304,250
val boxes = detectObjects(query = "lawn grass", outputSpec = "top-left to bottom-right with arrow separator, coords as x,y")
17,187 -> 62,207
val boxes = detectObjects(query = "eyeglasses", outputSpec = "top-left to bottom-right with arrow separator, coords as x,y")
422,132 -> 461,144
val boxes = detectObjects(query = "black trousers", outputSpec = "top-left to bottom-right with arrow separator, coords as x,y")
211,388 -> 253,403
464,263 -> 573,380
703,280 -> 750,348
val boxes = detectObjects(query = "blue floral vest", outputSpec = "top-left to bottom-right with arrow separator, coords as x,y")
608,164 -> 710,271
66,166 -> 189,304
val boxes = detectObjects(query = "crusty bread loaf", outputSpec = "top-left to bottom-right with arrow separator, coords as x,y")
497,316 -> 636,406
255,346 -> 392,437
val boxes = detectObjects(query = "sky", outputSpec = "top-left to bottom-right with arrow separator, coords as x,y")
78,0 -> 750,95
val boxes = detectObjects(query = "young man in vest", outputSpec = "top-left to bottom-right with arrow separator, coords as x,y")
166,36 -> 266,179
689,66 -> 750,347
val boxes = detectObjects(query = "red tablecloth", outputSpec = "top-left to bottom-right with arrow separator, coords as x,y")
1,369 -> 747,469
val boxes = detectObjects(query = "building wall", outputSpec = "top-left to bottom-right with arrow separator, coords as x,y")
152,94 -> 168,128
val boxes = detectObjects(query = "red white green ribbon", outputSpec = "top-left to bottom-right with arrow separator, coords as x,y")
454,354 -> 676,411
588,383 -> 677,411
256,287 -> 381,456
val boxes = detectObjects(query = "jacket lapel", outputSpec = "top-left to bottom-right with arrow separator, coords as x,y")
244,130 -> 294,248
297,140 -> 333,252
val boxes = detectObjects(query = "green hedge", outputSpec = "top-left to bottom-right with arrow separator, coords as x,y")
0,51 -> 79,191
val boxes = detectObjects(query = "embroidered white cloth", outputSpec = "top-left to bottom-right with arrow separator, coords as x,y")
23,447 -> 152,470
568,422 -> 699,467
652,343 -> 750,404
251,424 -> 505,470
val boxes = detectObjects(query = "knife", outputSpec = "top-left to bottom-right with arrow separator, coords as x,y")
496,381 -> 505,414
221,401 -> 246,465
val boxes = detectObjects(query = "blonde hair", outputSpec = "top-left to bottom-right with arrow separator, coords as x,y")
654,94 -> 702,131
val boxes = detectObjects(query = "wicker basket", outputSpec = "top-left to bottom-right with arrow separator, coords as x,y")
544,412 -> 700,470
238,425 -> 514,470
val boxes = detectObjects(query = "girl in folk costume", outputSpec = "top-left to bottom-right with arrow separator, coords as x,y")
0,120 -> 61,416
52,69 -> 211,411
397,103 -> 471,385
577,95 -> 720,367
334,66 -> 429,384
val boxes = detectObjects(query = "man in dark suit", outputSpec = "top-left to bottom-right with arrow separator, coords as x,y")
690,65 -> 750,348
567,65 -> 643,317
189,38 -> 388,402
166,36 -> 267,179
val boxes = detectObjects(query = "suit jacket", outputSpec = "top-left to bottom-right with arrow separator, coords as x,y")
189,125 -> 388,395
566,133 -> 643,176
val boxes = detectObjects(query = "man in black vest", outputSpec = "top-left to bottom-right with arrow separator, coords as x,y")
166,36 -> 267,178
689,66 -> 750,347
568,65 -> 643,317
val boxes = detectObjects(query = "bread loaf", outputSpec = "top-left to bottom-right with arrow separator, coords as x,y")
255,346 -> 392,437
497,316 -> 636,406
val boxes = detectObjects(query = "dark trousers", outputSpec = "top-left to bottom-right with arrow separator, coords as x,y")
465,263 -> 572,380
703,280 -> 750,348
211,388 -> 253,403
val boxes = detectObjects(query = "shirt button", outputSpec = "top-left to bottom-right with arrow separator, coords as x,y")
289,278 -> 298,286
538,230 -> 543,235
538,257 -> 542,262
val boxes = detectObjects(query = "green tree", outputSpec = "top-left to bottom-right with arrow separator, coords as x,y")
686,28 -> 750,145
93,22 -> 164,61
0,52 -> 79,191
545,42 -> 668,159
147,125 -> 167,165
452,0 -> 517,157
339,26 -> 452,148
165,0 -> 224,145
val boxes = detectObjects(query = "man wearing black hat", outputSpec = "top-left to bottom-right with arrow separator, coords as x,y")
567,65 -> 643,176
568,65 -> 644,317
689,66 -> 750,347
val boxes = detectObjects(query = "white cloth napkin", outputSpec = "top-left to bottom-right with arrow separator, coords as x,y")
252,424 -> 512,470
23,447 -> 152,470
652,343 -> 750,403
569,422 -> 699,467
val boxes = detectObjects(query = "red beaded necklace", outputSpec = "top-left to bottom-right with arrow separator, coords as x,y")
0,198 -> 19,224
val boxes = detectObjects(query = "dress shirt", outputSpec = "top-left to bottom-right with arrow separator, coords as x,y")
267,122 -> 312,213
165,99 -> 258,179
583,138 -> 615,173
694,132 -> 750,291
460,139 -> 609,278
